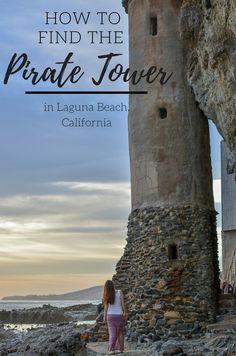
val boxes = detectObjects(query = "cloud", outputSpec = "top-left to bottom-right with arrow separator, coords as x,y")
51,180 -> 131,195
0,257 -> 118,276
0,180 -> 130,285
0,176 -> 224,295
0,221 -> 48,234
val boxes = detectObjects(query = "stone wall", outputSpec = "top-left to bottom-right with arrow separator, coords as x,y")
113,206 -> 220,338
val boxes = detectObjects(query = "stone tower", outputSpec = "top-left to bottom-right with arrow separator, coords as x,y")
113,0 -> 219,337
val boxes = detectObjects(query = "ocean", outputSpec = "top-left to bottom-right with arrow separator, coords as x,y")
0,300 -> 100,311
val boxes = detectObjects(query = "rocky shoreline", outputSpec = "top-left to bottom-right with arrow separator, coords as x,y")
3,323 -> 236,356
0,303 -> 98,324
1,300 -> 236,355
86,332 -> 236,356
0,303 -> 98,355
0,322 -> 88,355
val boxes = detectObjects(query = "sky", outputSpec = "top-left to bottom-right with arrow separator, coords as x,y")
0,0 -> 222,298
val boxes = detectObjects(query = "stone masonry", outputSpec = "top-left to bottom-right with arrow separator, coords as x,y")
113,206 -> 219,337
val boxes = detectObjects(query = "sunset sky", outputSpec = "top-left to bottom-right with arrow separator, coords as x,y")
0,0 -> 222,298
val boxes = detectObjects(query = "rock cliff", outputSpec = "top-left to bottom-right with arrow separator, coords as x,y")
180,0 -> 236,169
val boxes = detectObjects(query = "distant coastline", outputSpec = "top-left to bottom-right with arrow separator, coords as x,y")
1,285 -> 103,301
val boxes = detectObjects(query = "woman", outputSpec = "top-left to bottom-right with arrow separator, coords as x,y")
103,280 -> 128,355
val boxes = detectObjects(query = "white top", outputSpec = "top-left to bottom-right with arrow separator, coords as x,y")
107,290 -> 123,315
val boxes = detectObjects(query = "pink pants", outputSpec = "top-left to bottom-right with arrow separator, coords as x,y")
107,314 -> 124,351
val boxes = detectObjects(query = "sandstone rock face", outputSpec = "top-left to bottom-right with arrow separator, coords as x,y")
181,0 -> 236,166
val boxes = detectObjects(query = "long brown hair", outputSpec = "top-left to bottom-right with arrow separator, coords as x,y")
102,280 -> 115,305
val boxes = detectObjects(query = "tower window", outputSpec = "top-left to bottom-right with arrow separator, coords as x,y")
150,17 -> 158,36
204,0 -> 212,9
168,244 -> 178,260
159,108 -> 167,119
